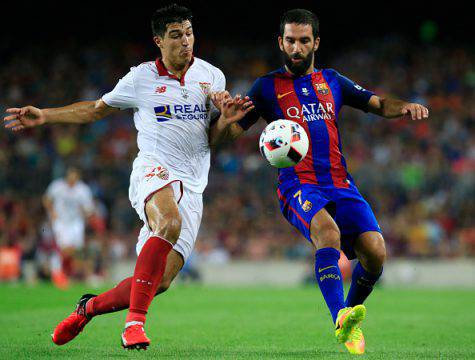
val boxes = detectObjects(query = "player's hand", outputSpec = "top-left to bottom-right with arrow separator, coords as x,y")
401,103 -> 429,121
3,106 -> 46,132
210,91 -> 232,110
219,94 -> 255,125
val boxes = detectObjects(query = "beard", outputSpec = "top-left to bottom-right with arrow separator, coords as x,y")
283,51 -> 314,77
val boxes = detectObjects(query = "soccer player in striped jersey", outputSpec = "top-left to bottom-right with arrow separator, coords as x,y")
210,9 -> 428,355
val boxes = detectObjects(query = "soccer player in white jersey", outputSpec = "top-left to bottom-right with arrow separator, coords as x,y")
43,167 -> 94,289
3,4 -> 253,350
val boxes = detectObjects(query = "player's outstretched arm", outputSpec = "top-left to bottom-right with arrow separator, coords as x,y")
367,95 -> 429,120
3,99 -> 119,132
42,194 -> 56,222
209,92 -> 254,147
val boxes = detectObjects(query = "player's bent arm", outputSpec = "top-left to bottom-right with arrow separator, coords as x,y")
367,95 -> 429,120
209,94 -> 254,147
4,99 -> 119,131
209,119 -> 245,147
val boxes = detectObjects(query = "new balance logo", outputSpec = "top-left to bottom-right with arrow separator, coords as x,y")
155,85 -> 167,94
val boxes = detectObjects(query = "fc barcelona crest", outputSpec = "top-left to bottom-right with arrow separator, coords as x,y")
315,83 -> 329,95
302,200 -> 313,212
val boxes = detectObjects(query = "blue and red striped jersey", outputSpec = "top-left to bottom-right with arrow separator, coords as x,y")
238,67 -> 374,188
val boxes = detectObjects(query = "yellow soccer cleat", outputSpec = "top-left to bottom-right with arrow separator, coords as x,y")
344,326 -> 365,355
334,304 -> 366,344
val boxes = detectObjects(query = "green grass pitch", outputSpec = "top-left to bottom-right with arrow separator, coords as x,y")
0,284 -> 473,359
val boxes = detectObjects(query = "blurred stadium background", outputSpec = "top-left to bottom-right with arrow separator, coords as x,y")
1,1 -> 474,288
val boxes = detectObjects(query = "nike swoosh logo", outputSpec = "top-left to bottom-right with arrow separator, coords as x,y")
318,265 -> 337,273
277,91 -> 293,99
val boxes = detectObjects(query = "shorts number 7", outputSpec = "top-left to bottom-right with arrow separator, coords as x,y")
293,190 -> 302,205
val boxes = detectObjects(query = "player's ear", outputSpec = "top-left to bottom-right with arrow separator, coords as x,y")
314,37 -> 320,52
278,36 -> 284,51
153,36 -> 163,49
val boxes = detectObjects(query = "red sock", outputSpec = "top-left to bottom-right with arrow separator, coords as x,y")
86,277 -> 133,317
125,236 -> 173,325
62,254 -> 73,276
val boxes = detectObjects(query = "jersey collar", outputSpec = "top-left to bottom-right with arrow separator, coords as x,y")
155,56 -> 195,86
279,66 -> 320,78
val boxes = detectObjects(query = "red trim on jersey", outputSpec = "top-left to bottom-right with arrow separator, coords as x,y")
274,76 -> 318,184
155,56 -> 195,86
311,72 -> 349,188
277,188 -> 310,229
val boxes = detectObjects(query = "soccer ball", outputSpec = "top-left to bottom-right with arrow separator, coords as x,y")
259,119 -> 309,168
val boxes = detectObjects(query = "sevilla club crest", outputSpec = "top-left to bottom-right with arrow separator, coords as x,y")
144,166 -> 169,181
199,82 -> 211,95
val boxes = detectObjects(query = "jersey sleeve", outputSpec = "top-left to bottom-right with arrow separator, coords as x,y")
334,71 -> 375,112
209,68 -> 226,121
80,185 -> 95,214
237,77 -> 264,131
45,180 -> 58,199
102,68 -> 138,110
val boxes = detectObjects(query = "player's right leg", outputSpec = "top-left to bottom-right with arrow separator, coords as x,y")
277,183 -> 365,347
50,221 -> 86,289
51,248 -> 184,346
310,209 -> 367,348
86,248 -> 184,317
308,210 -> 348,325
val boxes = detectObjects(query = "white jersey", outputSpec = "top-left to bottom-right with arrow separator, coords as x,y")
46,179 -> 94,225
102,57 -> 225,193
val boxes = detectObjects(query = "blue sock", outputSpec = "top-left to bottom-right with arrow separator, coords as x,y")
315,248 -> 345,323
345,262 -> 382,307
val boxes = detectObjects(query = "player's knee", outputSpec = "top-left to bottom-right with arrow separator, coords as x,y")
371,241 -> 386,270
149,212 -> 182,244
363,236 -> 386,273
312,222 -> 341,250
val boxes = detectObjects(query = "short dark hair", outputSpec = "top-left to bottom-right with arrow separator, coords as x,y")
280,9 -> 319,39
151,3 -> 193,37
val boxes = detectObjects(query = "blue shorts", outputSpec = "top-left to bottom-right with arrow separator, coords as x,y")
277,181 -> 381,259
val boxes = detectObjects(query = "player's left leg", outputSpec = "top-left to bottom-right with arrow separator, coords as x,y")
345,231 -> 386,307
337,232 -> 385,355
86,188 -> 200,317
120,186 -> 181,349
52,187 -> 202,348
329,185 -> 384,354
